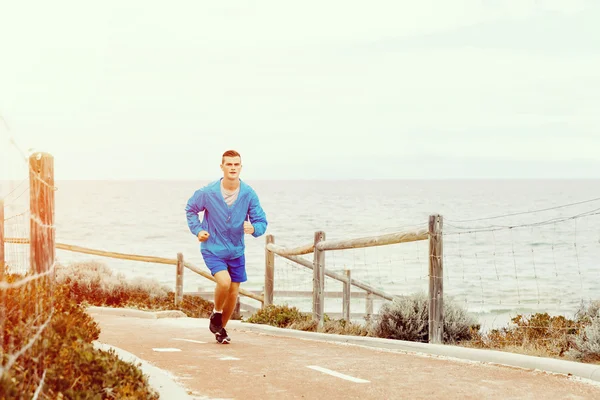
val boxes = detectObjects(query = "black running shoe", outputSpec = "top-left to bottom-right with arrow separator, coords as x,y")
215,328 -> 230,344
209,312 -> 223,334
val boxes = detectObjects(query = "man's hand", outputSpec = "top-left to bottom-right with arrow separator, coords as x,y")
197,230 -> 209,242
243,221 -> 254,235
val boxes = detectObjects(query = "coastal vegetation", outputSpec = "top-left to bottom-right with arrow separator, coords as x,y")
3,260 -> 599,397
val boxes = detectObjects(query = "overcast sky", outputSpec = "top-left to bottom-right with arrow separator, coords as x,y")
1,0 -> 598,180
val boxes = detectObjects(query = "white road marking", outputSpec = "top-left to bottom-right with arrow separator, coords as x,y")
306,366 -> 370,383
220,356 -> 241,361
152,348 -> 182,352
173,338 -> 207,344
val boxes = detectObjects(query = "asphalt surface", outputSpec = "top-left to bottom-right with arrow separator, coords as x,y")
87,308 -> 600,400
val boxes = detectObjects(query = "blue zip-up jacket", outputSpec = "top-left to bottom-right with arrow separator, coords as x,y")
185,178 -> 267,260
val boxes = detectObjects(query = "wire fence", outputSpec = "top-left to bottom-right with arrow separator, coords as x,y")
267,197 -> 600,353
1,117 -> 56,397
444,202 -> 600,316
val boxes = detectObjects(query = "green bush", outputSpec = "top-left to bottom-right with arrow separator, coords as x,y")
291,318 -> 372,336
245,304 -> 372,336
0,276 -> 159,399
371,292 -> 480,344
245,304 -> 311,328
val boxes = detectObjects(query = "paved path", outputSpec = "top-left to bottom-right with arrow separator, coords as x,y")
87,308 -> 600,400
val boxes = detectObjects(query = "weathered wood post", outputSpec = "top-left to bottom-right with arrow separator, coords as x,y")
234,296 -> 241,319
29,152 -> 55,275
313,231 -> 326,328
428,214 -> 444,344
175,252 -> 184,307
264,234 -> 275,308
365,292 -> 374,322
342,269 -> 351,322
0,199 -> 5,280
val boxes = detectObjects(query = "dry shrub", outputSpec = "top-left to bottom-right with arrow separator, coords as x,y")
55,261 -> 213,318
567,301 -> 600,362
457,300 -> 600,362
569,318 -> 600,363
56,261 -> 170,305
479,313 -> 579,357
575,300 -> 600,325
371,292 -> 479,344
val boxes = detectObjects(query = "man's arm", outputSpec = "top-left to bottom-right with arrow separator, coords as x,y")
247,190 -> 267,237
185,189 -> 206,237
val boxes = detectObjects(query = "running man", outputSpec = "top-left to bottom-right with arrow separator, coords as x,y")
185,150 -> 268,344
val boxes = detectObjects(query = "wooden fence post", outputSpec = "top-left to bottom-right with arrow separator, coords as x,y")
342,269 -> 351,323
365,292 -> 373,322
0,199 -> 4,280
313,231 -> 326,328
264,234 -> 275,308
234,296 -> 241,319
175,253 -> 184,307
29,152 -> 55,275
428,214 -> 444,344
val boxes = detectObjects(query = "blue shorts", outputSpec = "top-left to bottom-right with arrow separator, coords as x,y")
201,251 -> 247,283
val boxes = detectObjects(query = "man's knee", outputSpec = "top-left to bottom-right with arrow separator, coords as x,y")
229,282 -> 240,295
214,271 -> 232,290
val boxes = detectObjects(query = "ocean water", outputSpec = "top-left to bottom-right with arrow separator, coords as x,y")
3,179 -> 600,329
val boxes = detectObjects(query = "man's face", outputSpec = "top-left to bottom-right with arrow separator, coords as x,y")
221,156 -> 242,180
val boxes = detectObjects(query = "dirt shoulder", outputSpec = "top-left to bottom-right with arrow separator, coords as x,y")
87,308 -> 600,400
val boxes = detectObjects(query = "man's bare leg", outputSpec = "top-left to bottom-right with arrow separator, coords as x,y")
210,271 -> 231,334
222,282 -> 240,327
213,270 -> 232,312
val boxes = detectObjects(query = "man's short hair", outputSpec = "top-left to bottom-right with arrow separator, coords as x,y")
222,150 -> 241,164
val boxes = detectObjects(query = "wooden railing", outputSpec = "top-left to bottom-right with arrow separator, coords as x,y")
3,237 -> 264,305
4,215 -> 444,344
194,289 -> 377,320
264,214 -> 444,343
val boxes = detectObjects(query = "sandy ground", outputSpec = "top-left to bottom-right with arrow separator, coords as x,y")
88,310 -> 600,400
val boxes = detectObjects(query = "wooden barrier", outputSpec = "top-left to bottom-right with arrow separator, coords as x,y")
5,238 -> 264,304
316,228 -> 429,251
428,214 -> 444,344
175,253 -> 184,307
54,242 -> 179,265
6,210 -> 442,340
221,289 -> 381,299
343,269 -> 351,322
270,250 -> 395,302
265,242 -> 314,256
193,289 -> 384,320
265,217 -> 441,338
264,234 -> 275,307
313,231 -> 326,327
29,152 -> 55,274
